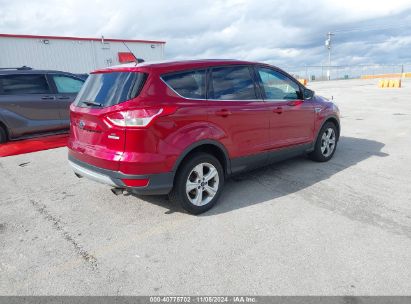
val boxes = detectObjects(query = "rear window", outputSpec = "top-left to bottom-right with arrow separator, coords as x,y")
162,70 -> 206,99
74,72 -> 147,107
0,74 -> 50,95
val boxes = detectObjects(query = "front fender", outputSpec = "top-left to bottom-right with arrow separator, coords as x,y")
314,112 -> 340,144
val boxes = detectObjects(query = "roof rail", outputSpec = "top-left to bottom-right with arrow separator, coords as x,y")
0,66 -> 33,70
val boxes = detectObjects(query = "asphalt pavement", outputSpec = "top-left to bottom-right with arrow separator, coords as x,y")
1,78 -> 411,295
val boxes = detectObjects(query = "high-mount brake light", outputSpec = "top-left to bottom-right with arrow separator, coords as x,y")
105,106 -> 177,128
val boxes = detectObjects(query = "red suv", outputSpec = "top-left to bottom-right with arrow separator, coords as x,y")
68,59 -> 340,214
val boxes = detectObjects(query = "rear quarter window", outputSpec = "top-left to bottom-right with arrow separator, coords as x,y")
161,70 -> 206,99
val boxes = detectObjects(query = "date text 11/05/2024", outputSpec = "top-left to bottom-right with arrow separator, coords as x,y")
149,296 -> 257,303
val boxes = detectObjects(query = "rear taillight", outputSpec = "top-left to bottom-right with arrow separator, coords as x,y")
105,106 -> 177,128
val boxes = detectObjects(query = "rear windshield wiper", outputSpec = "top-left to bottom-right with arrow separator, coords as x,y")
80,100 -> 103,107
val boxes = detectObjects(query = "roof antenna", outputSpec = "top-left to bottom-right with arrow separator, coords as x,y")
122,42 -> 144,66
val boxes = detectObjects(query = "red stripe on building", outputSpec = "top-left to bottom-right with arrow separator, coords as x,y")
0,33 -> 166,44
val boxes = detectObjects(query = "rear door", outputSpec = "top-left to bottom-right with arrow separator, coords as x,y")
206,65 -> 271,172
48,74 -> 85,128
255,67 -> 315,149
0,73 -> 62,137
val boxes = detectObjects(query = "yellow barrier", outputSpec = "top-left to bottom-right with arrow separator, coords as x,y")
378,79 -> 401,88
362,73 -> 411,79
298,79 -> 308,85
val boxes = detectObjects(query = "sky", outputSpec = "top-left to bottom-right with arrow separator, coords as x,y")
1,0 -> 411,68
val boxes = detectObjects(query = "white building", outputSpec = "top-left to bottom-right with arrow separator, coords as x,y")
0,33 -> 165,73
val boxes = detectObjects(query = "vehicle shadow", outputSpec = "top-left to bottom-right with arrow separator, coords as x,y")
131,136 -> 388,215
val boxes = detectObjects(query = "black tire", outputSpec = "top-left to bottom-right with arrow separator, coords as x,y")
169,152 -> 224,215
0,126 -> 7,144
309,121 -> 338,162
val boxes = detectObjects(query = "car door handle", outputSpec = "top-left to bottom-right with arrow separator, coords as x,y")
58,96 -> 71,100
41,96 -> 56,100
273,106 -> 283,114
215,109 -> 232,117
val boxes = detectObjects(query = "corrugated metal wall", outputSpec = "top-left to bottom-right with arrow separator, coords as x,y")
0,36 -> 165,73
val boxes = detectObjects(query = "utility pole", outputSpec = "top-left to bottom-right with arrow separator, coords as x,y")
325,32 -> 334,80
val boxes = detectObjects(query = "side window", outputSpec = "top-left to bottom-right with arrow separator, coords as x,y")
209,66 -> 258,100
52,75 -> 84,94
0,74 -> 50,95
257,68 -> 301,100
162,70 -> 206,99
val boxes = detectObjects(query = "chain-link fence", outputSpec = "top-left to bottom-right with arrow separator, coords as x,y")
283,64 -> 411,81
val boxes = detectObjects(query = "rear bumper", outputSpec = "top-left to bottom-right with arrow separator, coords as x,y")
68,155 -> 174,195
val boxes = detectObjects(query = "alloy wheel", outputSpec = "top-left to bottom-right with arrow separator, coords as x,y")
320,127 -> 336,157
185,162 -> 219,206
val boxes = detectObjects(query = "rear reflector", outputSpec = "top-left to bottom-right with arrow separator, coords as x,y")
121,178 -> 149,187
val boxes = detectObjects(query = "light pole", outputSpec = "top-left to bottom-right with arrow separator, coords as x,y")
325,32 -> 334,80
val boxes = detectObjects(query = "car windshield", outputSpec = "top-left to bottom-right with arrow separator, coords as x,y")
74,72 -> 146,108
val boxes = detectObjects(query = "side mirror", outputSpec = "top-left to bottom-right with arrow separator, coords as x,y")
303,88 -> 315,100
